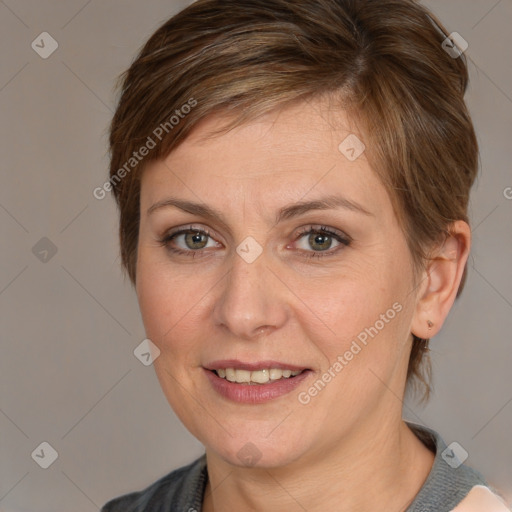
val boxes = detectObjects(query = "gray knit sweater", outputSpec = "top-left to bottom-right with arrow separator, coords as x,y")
101,422 -> 496,511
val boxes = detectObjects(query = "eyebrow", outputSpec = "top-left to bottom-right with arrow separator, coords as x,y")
146,194 -> 373,225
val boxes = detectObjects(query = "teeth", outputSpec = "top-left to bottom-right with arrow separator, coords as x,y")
269,368 -> 282,380
250,369 -> 269,384
235,369 -> 251,383
215,368 -> 302,384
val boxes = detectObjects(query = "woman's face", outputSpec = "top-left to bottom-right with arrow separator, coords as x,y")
136,99 -> 421,468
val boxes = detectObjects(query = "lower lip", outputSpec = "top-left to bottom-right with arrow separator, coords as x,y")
204,368 -> 312,404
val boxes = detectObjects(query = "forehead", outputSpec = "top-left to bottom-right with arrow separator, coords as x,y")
171,99 -> 358,167
139,98 -> 389,220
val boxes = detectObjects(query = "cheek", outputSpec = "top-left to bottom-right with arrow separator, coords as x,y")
299,250 -> 414,380
303,284 -> 406,373
302,261 -> 404,337
135,254 -> 210,425
298,277 -> 412,426
135,248 -> 214,357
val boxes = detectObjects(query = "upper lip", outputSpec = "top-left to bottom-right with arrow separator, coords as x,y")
204,360 -> 309,372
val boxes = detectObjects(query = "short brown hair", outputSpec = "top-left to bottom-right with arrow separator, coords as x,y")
108,0 -> 478,400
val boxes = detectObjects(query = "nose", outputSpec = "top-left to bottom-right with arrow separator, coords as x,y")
212,249 -> 289,341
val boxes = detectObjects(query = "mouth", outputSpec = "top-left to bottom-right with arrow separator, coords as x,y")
204,362 -> 312,403
211,367 -> 306,385
204,360 -> 310,384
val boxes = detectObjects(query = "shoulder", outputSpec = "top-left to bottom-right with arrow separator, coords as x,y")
101,454 -> 207,512
452,485 -> 510,512
406,422 -> 510,512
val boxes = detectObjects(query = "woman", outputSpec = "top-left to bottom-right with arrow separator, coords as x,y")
102,0 -> 509,510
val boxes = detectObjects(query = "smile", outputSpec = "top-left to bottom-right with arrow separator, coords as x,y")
214,368 -> 303,384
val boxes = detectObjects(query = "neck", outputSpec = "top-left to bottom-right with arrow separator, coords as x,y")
202,417 -> 434,512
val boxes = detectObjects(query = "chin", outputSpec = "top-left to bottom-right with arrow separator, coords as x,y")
204,428 -> 312,469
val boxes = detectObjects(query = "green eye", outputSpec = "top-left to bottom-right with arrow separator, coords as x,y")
160,224 -> 351,260
294,226 -> 351,257
183,230 -> 209,250
160,226 -> 219,257
307,232 -> 334,251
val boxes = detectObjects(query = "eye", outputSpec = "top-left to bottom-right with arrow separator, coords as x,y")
159,224 -> 351,260
176,230 -> 213,250
159,225 -> 221,257
293,225 -> 351,258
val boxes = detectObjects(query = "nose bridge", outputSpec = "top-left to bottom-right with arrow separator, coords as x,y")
213,246 -> 288,339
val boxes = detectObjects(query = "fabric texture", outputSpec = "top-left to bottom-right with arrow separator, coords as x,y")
101,422 -> 508,512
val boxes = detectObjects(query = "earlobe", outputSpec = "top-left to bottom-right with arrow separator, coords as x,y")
411,221 -> 471,340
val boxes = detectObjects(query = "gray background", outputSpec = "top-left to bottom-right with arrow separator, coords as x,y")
1,1 -> 511,510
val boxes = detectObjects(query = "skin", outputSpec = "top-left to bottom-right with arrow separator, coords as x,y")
135,98 -> 471,512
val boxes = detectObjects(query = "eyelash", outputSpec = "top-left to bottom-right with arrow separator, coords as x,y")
158,224 -> 352,260
293,225 -> 351,258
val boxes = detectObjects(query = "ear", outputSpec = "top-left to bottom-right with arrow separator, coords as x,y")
411,220 -> 471,339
